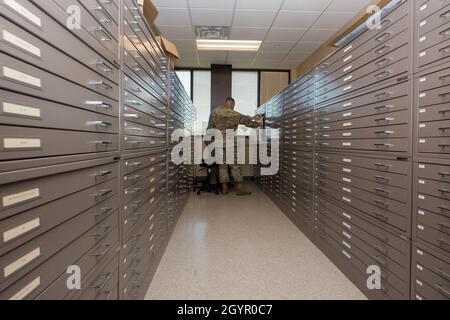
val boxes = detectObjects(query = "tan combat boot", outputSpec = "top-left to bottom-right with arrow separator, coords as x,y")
222,183 -> 229,195
236,182 -> 251,196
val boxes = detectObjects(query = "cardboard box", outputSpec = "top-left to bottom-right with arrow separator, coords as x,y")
138,0 -> 159,25
157,36 -> 181,69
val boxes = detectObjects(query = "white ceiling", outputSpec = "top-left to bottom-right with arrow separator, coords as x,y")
153,0 -> 374,69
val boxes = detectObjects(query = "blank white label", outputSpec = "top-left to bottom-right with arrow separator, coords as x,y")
419,139 -> 426,144
9,277 -> 40,300
343,158 -> 352,163
343,85 -> 352,91
2,30 -> 41,57
343,231 -> 352,239
2,188 -> 40,207
342,196 -> 351,203
343,122 -> 352,127
343,177 -> 352,183
343,212 -> 351,219
419,164 -> 425,169
342,142 -> 351,146
150,188 -> 155,193
343,112 -> 352,117
344,45 -> 352,53
342,240 -> 351,249
343,187 -> 351,193
419,36 -> 426,42
343,132 -> 352,137
343,222 -> 352,230
342,250 -> 351,259
343,75 -> 353,82
419,77 -> 427,83
343,102 -> 352,107
3,66 -> 41,87
343,65 -> 352,72
4,247 -> 41,277
343,168 -> 352,173
418,179 -> 425,184
420,20 -> 426,27
419,51 -> 426,57
3,102 -> 41,118
4,0 -> 42,27
418,194 -> 425,200
419,92 -> 426,98
3,138 -> 41,149
3,217 -> 40,243
419,123 -> 426,128
419,108 -> 426,113
417,264 -> 423,271
418,210 -> 424,215
417,224 -> 425,231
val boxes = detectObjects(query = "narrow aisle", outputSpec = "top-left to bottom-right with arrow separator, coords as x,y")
145,184 -> 366,300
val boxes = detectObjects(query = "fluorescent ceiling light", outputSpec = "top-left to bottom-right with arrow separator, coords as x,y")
196,39 -> 261,51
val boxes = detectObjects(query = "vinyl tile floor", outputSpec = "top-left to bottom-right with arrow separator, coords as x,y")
145,183 -> 366,300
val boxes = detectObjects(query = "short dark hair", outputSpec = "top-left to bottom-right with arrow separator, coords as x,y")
225,97 -> 235,105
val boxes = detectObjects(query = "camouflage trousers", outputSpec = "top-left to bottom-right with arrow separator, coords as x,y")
218,146 -> 243,183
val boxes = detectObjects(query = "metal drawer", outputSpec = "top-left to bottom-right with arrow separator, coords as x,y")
78,0 -> 119,38
123,151 -> 167,176
0,209 -> 118,292
316,169 -> 409,203
0,17 -> 118,99
418,4 -> 450,37
316,58 -> 410,104
122,171 -> 166,205
317,15 -> 411,83
50,0 -> 119,56
122,160 -> 165,189
123,76 -> 167,115
316,195 -> 409,254
0,54 -> 119,116
316,216 -> 408,298
317,124 -> 410,141
123,135 -> 166,150
418,137 -> 450,154
316,44 -> 411,96
0,91 -> 118,134
418,22 -> 450,53
418,84 -> 450,108
0,0 -> 119,79
0,125 -> 118,161
418,39 -> 450,69
0,160 -> 118,220
412,244 -> 450,300
418,0 -> 449,21
123,95 -> 167,125
316,0 -> 411,75
123,121 -> 166,138
416,161 -> 450,182
418,119 -> 450,138
316,185 -> 408,231
416,208 -> 450,253
316,109 -> 410,131
315,137 -> 409,153
1,223 -> 118,300
76,253 -> 119,300
416,192 -> 450,217
0,181 -> 118,257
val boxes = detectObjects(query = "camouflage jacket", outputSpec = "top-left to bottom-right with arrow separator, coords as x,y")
212,108 -> 260,134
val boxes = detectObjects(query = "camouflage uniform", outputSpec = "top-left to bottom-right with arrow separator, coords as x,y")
212,108 -> 260,183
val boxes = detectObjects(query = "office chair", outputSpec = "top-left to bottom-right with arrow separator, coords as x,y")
193,160 -> 220,195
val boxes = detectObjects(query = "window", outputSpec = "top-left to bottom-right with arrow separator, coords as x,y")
232,71 -> 258,135
193,70 -> 211,135
175,70 -> 191,99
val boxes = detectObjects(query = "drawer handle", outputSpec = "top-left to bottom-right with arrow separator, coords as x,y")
435,268 -> 450,280
439,28 -> 450,36
373,243 -> 388,254
374,104 -> 394,111
127,127 -> 144,132
126,141 -> 143,144
438,172 -> 450,176
374,175 -> 389,182
94,207 -> 113,217
375,45 -> 390,54
438,144 -> 450,148
373,211 -> 389,221
95,60 -> 112,72
92,121 -> 112,127
440,10 -> 450,18
438,108 -> 450,114
91,26 -> 111,41
435,284 -> 450,297
438,91 -> 450,97
85,101 -> 112,109
372,255 -> 388,267
318,142 -> 329,146
438,205 -> 450,211
126,161 -> 143,167
375,233 -> 389,243
375,58 -> 391,66
438,222 -> 450,230
95,170 -> 112,177
125,175 -> 142,181
374,117 -> 395,122
375,71 -> 391,79
375,32 -> 391,42
88,80 -> 113,90
95,140 -> 113,145
374,163 -> 390,169
439,74 -> 450,81
374,130 -> 395,135
374,188 -> 389,196
374,200 -> 388,209
126,100 -> 143,106
126,187 -> 143,194
94,189 -> 113,197
439,45 -> 450,53
94,6 -> 112,23
439,238 -> 450,247
92,244 -> 111,258
439,126 -> 450,131
90,272 -> 113,290
374,143 -> 392,148
123,113 -> 140,119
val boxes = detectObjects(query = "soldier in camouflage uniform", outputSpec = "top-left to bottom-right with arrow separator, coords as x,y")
211,97 -> 262,195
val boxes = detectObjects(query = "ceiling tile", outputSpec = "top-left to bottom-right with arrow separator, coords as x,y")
157,25 -> 195,39
233,10 -> 277,27
259,41 -> 297,52
155,8 -> 191,26
152,0 -> 188,8
282,0 -> 333,11
227,52 -> 258,61
291,41 -> 323,53
256,51 -> 287,60
171,39 -> 198,50
252,60 -> 282,69
273,11 -> 321,28
177,49 -> 198,58
265,28 -> 307,42
188,0 -> 235,9
279,60 -> 303,69
327,0 -> 373,12
236,0 -> 283,10
177,58 -> 199,67
284,52 -> 311,61
190,9 -> 233,26
312,11 -> 356,29
230,27 -> 269,40
301,28 -> 337,41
